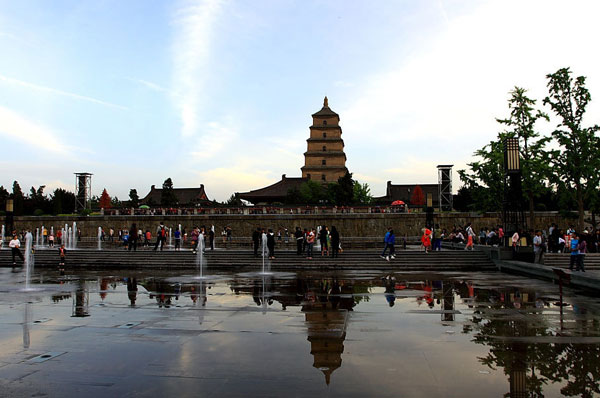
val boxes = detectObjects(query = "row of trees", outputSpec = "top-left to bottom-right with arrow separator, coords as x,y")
284,172 -> 373,206
0,182 -> 76,216
459,67 -> 600,231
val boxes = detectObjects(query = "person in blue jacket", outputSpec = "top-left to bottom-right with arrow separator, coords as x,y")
380,227 -> 396,261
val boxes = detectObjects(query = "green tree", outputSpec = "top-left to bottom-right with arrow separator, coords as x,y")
459,139 -> 506,212
543,67 -> 600,231
496,87 -> 550,227
11,181 -> 24,216
0,185 -> 9,212
225,193 -> 243,206
160,178 -> 178,206
51,188 -> 76,215
299,180 -> 326,204
353,182 -> 373,205
129,189 -> 140,208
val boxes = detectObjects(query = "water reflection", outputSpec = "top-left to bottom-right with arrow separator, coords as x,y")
15,270 -> 600,396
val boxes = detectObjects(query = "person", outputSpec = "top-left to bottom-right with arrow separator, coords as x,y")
252,227 -> 261,257
129,223 -> 138,251
145,230 -> 151,247
577,232 -> 587,272
267,229 -> 276,259
319,226 -> 329,256
209,226 -> 215,250
432,224 -> 442,251
533,230 -> 543,264
48,233 -> 55,248
421,227 -> 432,253
568,232 -> 580,271
154,222 -> 167,251
465,223 -> 475,250
191,227 -> 199,254
109,228 -> 114,242
306,228 -> 315,259
330,226 -> 340,258
381,227 -> 392,259
9,235 -> 24,265
174,228 -> 181,251
294,227 -> 303,255
511,231 -> 520,254
226,226 -> 232,242
58,244 -> 67,266
385,229 -> 396,261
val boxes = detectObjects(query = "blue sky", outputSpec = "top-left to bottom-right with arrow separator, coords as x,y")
1,0 -> 599,202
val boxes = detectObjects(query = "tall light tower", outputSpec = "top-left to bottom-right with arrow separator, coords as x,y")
74,172 -> 93,213
437,165 -> 453,211
503,138 -> 525,247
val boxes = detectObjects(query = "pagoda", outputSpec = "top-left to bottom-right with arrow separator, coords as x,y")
301,97 -> 348,183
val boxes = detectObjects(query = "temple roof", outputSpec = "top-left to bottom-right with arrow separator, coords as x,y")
237,175 -> 308,204
374,182 -> 439,205
141,184 -> 210,205
312,96 -> 339,118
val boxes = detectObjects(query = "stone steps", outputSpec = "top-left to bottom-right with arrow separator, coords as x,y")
0,248 -> 494,270
541,253 -> 600,269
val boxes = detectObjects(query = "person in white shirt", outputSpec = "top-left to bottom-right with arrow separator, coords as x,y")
533,230 -> 544,263
9,235 -> 24,265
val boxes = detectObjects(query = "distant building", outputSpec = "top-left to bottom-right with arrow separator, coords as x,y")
140,184 -> 211,206
238,175 -> 307,205
375,181 -> 439,207
238,97 -> 349,205
301,96 -> 348,183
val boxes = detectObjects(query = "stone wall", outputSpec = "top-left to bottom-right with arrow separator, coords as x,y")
0,212 -> 575,238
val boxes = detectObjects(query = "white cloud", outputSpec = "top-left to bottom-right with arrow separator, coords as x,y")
340,0 -> 600,190
0,106 -> 68,153
0,74 -> 128,110
171,0 -> 223,138
189,120 -> 239,158
126,77 -> 168,93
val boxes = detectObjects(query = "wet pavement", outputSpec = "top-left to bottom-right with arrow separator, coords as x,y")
1,267 -> 600,397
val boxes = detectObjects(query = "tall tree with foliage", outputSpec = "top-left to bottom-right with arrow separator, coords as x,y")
99,188 -> 112,209
0,185 -> 9,212
11,181 -> 24,216
160,178 -> 179,206
353,182 -> 373,205
458,140 -> 505,212
129,189 -> 140,208
543,67 -> 600,231
51,188 -> 76,215
496,87 -> 550,227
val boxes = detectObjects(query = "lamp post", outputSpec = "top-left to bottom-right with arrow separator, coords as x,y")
503,138 -> 525,249
6,199 -> 14,235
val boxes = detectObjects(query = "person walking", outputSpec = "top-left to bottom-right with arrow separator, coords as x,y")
129,223 -> 138,251
568,232 -> 580,271
432,224 -> 442,251
191,227 -> 199,254
306,228 -> 315,259
58,244 -> 67,266
330,226 -> 340,258
319,226 -> 329,256
154,222 -> 167,251
48,233 -> 55,248
9,235 -> 24,265
252,227 -> 261,257
577,232 -> 587,272
174,228 -> 181,251
533,230 -> 544,264
381,227 -> 392,259
385,229 -> 396,261
465,223 -> 475,250
209,226 -> 215,250
294,227 -> 303,255
267,229 -> 276,259
421,227 -> 432,253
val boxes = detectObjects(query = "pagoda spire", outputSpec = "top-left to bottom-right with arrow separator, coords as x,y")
324,96 -> 328,107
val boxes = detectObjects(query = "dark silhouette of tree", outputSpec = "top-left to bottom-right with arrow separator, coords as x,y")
129,189 -> 139,208
160,178 -> 178,206
11,181 -> 24,216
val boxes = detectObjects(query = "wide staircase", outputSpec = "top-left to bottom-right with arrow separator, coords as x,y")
0,247 -> 494,271
542,253 -> 600,270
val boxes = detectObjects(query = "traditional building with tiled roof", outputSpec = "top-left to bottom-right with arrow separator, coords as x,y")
374,181 -> 439,207
140,184 -> 210,206
237,175 -> 307,205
